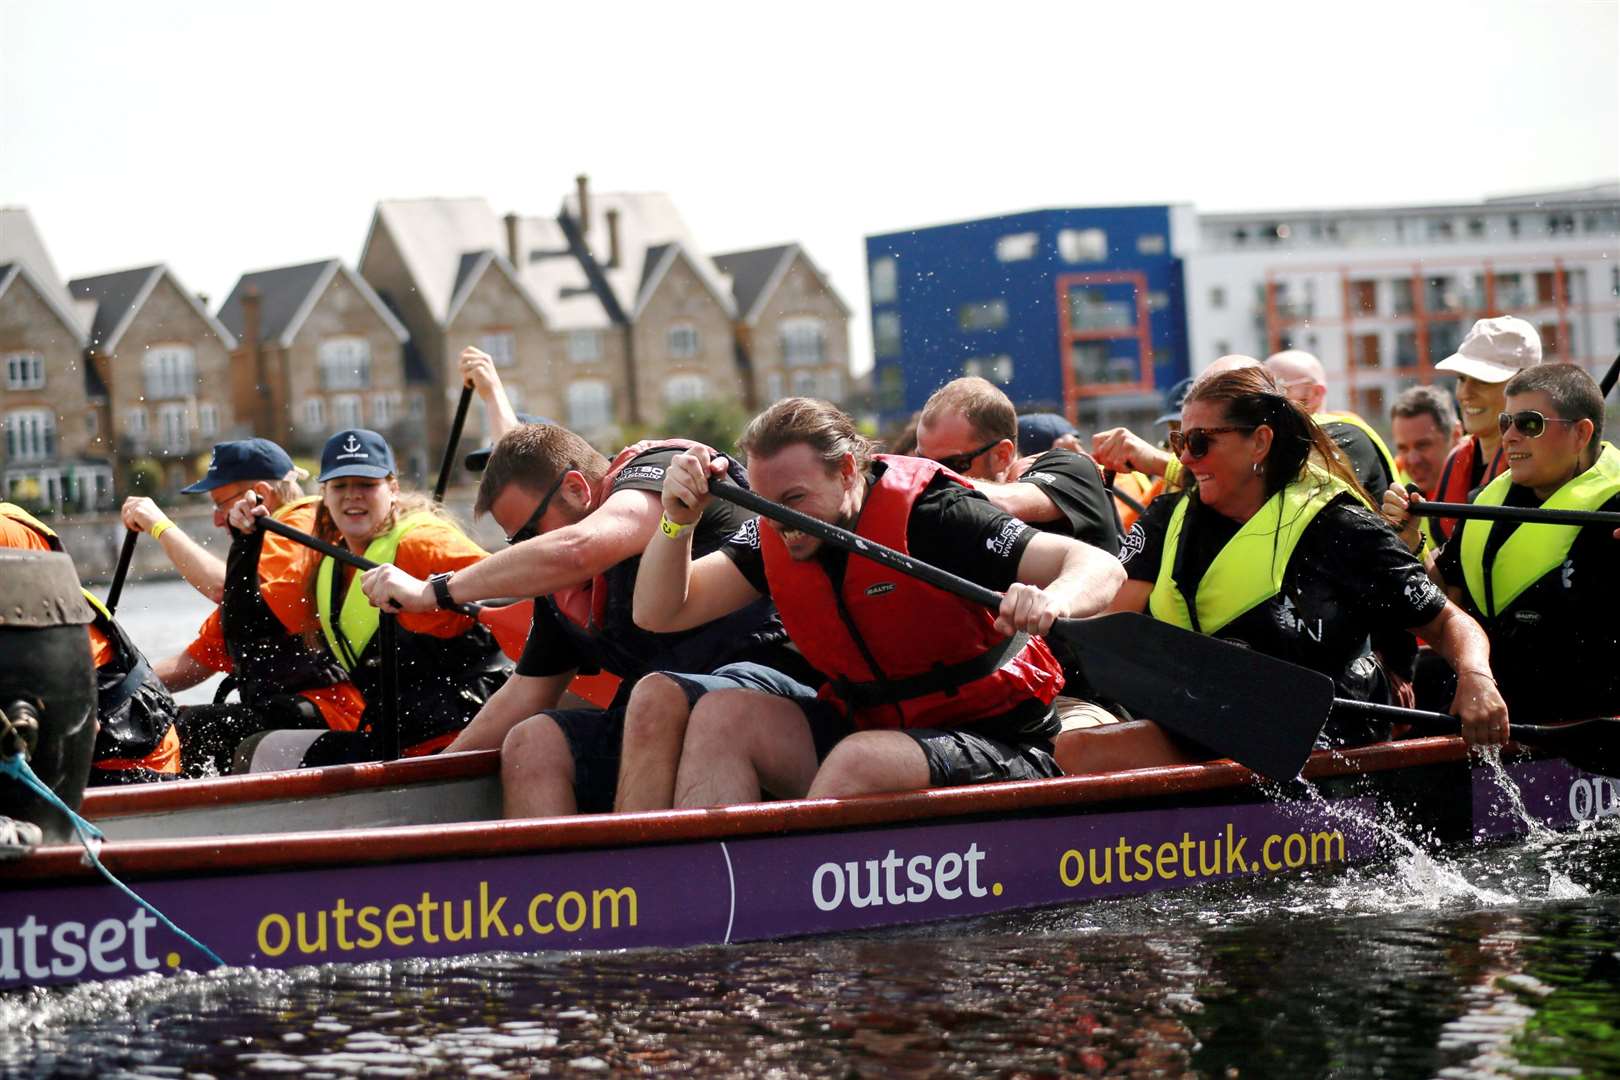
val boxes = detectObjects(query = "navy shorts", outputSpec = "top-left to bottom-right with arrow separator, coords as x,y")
546,705 -> 627,815
660,662 -> 1059,789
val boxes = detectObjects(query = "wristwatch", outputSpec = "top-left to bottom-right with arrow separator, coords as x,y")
428,571 -> 456,610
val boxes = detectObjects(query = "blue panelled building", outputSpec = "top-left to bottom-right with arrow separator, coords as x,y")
867,206 -> 1194,433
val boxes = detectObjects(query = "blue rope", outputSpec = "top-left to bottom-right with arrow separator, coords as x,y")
0,753 -> 225,969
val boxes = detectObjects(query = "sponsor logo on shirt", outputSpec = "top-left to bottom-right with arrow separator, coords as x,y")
613,465 -> 666,488
1119,523 -> 1146,564
984,518 -> 1028,558
731,518 -> 761,549
1024,472 -> 1056,486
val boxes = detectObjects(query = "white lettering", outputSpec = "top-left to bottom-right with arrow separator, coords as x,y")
19,917 -> 48,979
48,922 -> 86,978
905,855 -> 931,902
1571,778 -> 1592,821
934,853 -> 963,900
89,918 -> 127,974
964,843 -> 988,898
812,863 -> 845,912
129,909 -> 160,972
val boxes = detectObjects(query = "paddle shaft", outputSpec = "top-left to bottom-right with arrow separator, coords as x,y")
378,613 -> 402,760
105,528 -> 140,614
1601,351 -> 1619,398
256,515 -> 486,621
432,384 -> 475,503
1332,697 -> 1613,744
1413,500 -> 1620,528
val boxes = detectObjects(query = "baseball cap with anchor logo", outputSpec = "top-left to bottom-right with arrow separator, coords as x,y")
317,428 -> 397,481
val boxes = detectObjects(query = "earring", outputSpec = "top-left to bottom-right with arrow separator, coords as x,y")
1252,461 -> 1262,475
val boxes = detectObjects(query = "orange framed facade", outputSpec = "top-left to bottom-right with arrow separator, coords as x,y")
1055,270 -> 1156,424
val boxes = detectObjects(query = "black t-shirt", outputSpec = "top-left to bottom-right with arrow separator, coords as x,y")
1014,449 -> 1121,556
515,448 -> 791,689
1322,421 -> 1395,500
1434,488 -> 1620,723
1121,490 -> 1447,699
722,467 -> 1036,597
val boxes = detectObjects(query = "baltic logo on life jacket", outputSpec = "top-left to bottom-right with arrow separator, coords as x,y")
864,582 -> 896,597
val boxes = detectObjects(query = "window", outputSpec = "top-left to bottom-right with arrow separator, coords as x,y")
124,408 -> 147,436
766,372 -> 784,401
568,330 -> 602,363
143,345 -> 195,399
963,355 -> 1013,383
820,370 -> 844,402
667,324 -> 698,359
479,331 -> 515,369
4,410 -> 55,461
567,380 -> 613,433
157,404 -> 189,453
408,392 -> 426,420
1136,234 -> 1166,255
791,369 -> 818,396
877,365 -> 905,412
779,318 -> 826,366
1145,291 -> 1168,311
1350,280 -> 1378,315
331,394 -> 363,429
371,394 -> 394,428
1351,334 -> 1381,370
1070,342 -> 1139,387
1395,331 -> 1419,369
1057,228 -> 1108,263
874,312 -> 901,357
4,353 -> 43,391
1467,217 -> 1486,238
318,337 -> 371,390
1068,288 -> 1134,331
1427,218 -> 1455,241
870,256 -> 898,304
1546,213 -> 1575,236
1209,287 -> 1226,310
957,299 -> 1008,331
995,233 -> 1038,262
1494,272 -> 1527,308
86,411 -> 99,442
302,398 -> 325,430
198,404 -> 219,437
665,374 -> 708,404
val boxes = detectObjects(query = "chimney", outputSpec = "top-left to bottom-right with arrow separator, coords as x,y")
241,287 -> 268,432
575,174 -> 591,238
606,208 -> 622,269
504,212 -> 521,266
242,286 -> 262,349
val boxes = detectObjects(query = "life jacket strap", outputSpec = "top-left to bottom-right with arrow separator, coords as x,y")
831,633 -> 1028,709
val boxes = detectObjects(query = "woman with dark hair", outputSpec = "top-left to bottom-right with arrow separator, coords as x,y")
1059,367 -> 1508,773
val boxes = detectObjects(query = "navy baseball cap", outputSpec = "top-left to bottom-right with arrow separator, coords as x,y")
182,439 -> 300,493
464,414 -> 554,472
1154,377 -> 1195,427
1016,413 -> 1077,456
317,429 -> 396,482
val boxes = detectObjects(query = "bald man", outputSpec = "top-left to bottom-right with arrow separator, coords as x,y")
1265,349 -> 1398,499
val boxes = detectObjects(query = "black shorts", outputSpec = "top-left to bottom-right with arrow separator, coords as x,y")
547,705 -> 627,815
904,726 -> 1061,788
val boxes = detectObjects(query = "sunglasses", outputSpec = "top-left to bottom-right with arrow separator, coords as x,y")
505,471 -> 569,545
1498,410 -> 1579,439
1168,426 -> 1257,460
933,439 -> 1002,475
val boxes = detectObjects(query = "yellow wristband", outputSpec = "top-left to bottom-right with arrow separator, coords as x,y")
659,513 -> 692,540
148,519 -> 175,541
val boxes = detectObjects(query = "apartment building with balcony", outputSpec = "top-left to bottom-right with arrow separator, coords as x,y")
69,264 -> 238,492
865,206 -> 1195,433
1183,182 -> 1620,425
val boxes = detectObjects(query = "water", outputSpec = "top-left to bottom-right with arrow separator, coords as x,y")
12,582 -> 1617,1076
112,579 -> 226,705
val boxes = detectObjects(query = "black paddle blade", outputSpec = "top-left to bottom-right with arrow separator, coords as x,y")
1052,612 -> 1335,783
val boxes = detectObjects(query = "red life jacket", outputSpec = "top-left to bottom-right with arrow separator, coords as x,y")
760,454 -> 1063,731
1430,436 -> 1506,543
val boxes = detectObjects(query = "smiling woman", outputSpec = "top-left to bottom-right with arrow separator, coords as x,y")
305,429 -> 511,762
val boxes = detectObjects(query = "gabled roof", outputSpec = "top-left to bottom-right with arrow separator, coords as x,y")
513,212 -> 615,330
713,243 -> 853,324
0,261 -> 88,348
0,208 -> 91,341
69,263 -> 237,353
443,248 -> 549,328
560,191 -> 735,321
217,259 -> 408,348
631,241 -> 738,320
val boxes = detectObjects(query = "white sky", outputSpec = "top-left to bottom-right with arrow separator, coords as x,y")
2,0 -> 1616,376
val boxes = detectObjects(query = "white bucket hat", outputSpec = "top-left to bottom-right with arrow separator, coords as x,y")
1434,316 -> 1542,383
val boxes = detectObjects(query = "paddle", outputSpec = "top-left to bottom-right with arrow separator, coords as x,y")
432,384 -> 475,503
253,515 -> 531,661
1102,469 -> 1147,517
707,477 -> 1336,783
377,613 -> 402,760
104,527 -> 139,614
1331,698 -> 1620,779
1411,500 -> 1620,528
1599,351 -> 1619,398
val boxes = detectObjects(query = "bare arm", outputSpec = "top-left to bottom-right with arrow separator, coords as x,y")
995,532 -> 1125,635
460,346 -> 521,443
632,446 -> 763,632
1414,601 -> 1508,746
445,670 -> 573,752
968,479 -> 1064,524
1105,578 -> 1152,614
122,496 -> 225,602
154,651 -> 217,692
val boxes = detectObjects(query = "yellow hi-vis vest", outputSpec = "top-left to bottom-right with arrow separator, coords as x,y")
1316,411 -> 1400,495
1148,467 -> 1354,635
1460,442 -> 1620,619
316,512 -> 436,670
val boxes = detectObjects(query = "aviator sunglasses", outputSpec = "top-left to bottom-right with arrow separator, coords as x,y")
1168,425 -> 1257,460
505,470 -> 569,545
1499,410 -> 1579,439
933,439 -> 1002,475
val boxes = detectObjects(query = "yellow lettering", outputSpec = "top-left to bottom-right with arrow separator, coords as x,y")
1132,843 -> 1153,880
257,914 -> 290,957
355,906 -> 383,950
1284,833 -> 1306,868
556,891 -> 586,933
1263,835 -> 1282,871
385,903 -> 415,946
1059,849 -> 1084,887
593,887 -> 638,929
1310,830 -> 1345,864
528,892 -> 555,934
1155,841 -> 1179,880
295,911 -> 327,954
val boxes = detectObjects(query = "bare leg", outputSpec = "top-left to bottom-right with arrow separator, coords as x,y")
500,714 -> 578,818
1054,719 -> 1204,775
614,674 -> 691,813
806,731 -> 931,798
673,689 -> 819,808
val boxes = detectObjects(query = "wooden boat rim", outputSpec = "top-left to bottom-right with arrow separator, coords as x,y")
6,735 -> 1476,885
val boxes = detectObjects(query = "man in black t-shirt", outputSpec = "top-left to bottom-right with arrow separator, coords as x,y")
358,424 -> 801,817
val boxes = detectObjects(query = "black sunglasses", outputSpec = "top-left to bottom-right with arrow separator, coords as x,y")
1168,425 -> 1257,460
1499,410 -> 1579,439
933,439 -> 1003,475
505,471 -> 569,545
